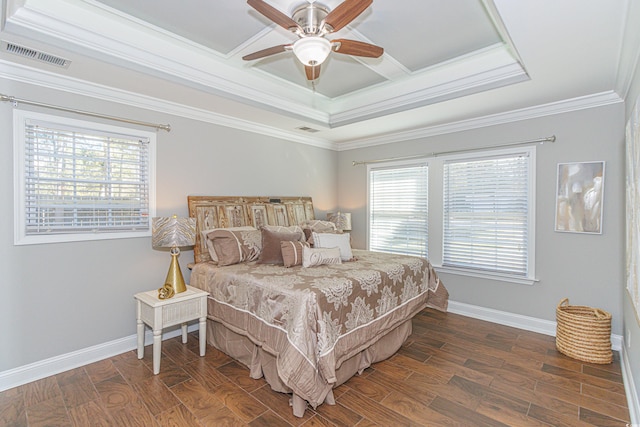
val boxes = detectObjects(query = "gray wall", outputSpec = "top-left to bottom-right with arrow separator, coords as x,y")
1,72 -> 637,413
338,104 -> 625,335
0,80 -> 338,372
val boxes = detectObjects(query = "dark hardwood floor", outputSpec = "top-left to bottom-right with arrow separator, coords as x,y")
0,309 -> 631,426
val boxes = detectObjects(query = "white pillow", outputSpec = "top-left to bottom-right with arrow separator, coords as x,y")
312,232 -> 353,261
202,226 -> 256,262
302,247 -> 342,268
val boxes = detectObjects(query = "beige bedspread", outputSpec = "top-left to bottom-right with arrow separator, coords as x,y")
190,249 -> 448,408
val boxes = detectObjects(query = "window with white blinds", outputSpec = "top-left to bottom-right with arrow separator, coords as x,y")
443,149 -> 534,277
368,161 -> 428,257
14,110 -> 156,245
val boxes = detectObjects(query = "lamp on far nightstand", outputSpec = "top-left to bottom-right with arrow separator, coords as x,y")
152,215 -> 196,295
327,211 -> 352,231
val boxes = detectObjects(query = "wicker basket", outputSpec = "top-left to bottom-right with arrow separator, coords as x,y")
555,298 -> 612,364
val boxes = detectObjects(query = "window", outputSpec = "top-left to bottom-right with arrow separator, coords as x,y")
14,110 -> 156,245
368,161 -> 428,257
365,146 -> 536,285
442,148 -> 535,280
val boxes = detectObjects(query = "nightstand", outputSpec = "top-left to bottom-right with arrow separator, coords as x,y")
134,285 -> 209,374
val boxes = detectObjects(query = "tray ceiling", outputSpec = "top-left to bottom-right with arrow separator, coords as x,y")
0,0 -> 634,147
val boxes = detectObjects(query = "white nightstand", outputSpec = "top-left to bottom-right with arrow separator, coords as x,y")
134,285 -> 209,374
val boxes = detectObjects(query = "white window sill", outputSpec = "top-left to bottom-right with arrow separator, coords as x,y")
432,265 -> 538,286
15,230 -> 151,245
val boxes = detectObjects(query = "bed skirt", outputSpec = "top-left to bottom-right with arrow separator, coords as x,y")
206,317 -> 413,417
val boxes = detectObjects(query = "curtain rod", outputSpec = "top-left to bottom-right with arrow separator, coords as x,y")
0,94 -> 171,132
352,135 -> 556,166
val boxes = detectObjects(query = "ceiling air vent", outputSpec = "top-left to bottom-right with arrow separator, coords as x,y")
2,41 -> 71,68
296,126 -> 320,133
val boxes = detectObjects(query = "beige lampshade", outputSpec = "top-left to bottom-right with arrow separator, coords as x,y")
152,216 -> 196,248
152,216 -> 195,296
327,212 -> 352,231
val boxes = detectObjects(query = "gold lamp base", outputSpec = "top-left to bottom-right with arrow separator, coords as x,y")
164,247 -> 187,294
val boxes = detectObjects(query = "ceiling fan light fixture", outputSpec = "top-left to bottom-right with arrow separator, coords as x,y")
292,36 -> 331,66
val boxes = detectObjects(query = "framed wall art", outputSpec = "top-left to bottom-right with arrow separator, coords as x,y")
555,161 -> 605,234
626,95 -> 640,324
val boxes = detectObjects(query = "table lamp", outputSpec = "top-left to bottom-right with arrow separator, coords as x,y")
152,215 -> 196,295
327,211 -> 352,231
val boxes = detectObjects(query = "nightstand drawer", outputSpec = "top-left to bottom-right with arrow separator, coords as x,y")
162,298 -> 205,327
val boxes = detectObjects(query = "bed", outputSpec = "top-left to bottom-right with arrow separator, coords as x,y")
187,196 -> 448,417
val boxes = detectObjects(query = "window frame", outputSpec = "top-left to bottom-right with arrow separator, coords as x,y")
13,109 -> 157,245
365,146 -> 537,286
437,146 -> 537,285
366,158 -> 429,258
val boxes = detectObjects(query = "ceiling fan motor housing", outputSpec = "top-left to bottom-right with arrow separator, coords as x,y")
244,0 -> 382,80
292,3 -> 330,35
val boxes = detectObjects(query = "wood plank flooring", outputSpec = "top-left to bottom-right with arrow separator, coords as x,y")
0,309 -> 631,426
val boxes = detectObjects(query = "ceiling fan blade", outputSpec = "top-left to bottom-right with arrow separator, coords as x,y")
247,0 -> 301,32
323,0 -> 372,32
332,39 -> 383,58
242,44 -> 290,61
305,64 -> 321,80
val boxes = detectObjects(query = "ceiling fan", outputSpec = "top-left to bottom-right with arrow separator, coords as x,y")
243,0 -> 383,81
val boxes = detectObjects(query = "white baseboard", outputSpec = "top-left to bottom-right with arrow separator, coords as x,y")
447,300 -> 623,350
1,300 -> 636,424
622,343 -> 640,425
0,324 -> 198,392
448,299 -> 637,423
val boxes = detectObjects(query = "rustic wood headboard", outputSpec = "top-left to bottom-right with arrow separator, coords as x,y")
187,196 -> 315,264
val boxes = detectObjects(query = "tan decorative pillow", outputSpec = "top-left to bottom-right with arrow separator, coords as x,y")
313,232 -> 353,261
299,219 -> 337,232
207,229 -> 262,266
258,228 -> 302,265
302,246 -> 342,268
203,226 -> 256,263
262,225 -> 306,242
280,241 -> 310,267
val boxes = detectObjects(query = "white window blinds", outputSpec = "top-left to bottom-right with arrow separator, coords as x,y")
368,162 -> 428,257
443,152 -> 530,276
19,117 -> 152,241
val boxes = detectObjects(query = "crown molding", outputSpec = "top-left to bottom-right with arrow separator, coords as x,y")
615,0 -> 640,101
0,59 -> 622,153
3,0 -> 532,128
0,59 -> 337,150
337,91 -> 623,151
329,62 -> 528,127
328,44 -> 529,127
4,0 -> 332,124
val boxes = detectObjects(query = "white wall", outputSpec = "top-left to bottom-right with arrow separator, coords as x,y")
338,104 -> 625,335
622,13 -> 640,415
0,80 -> 338,372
